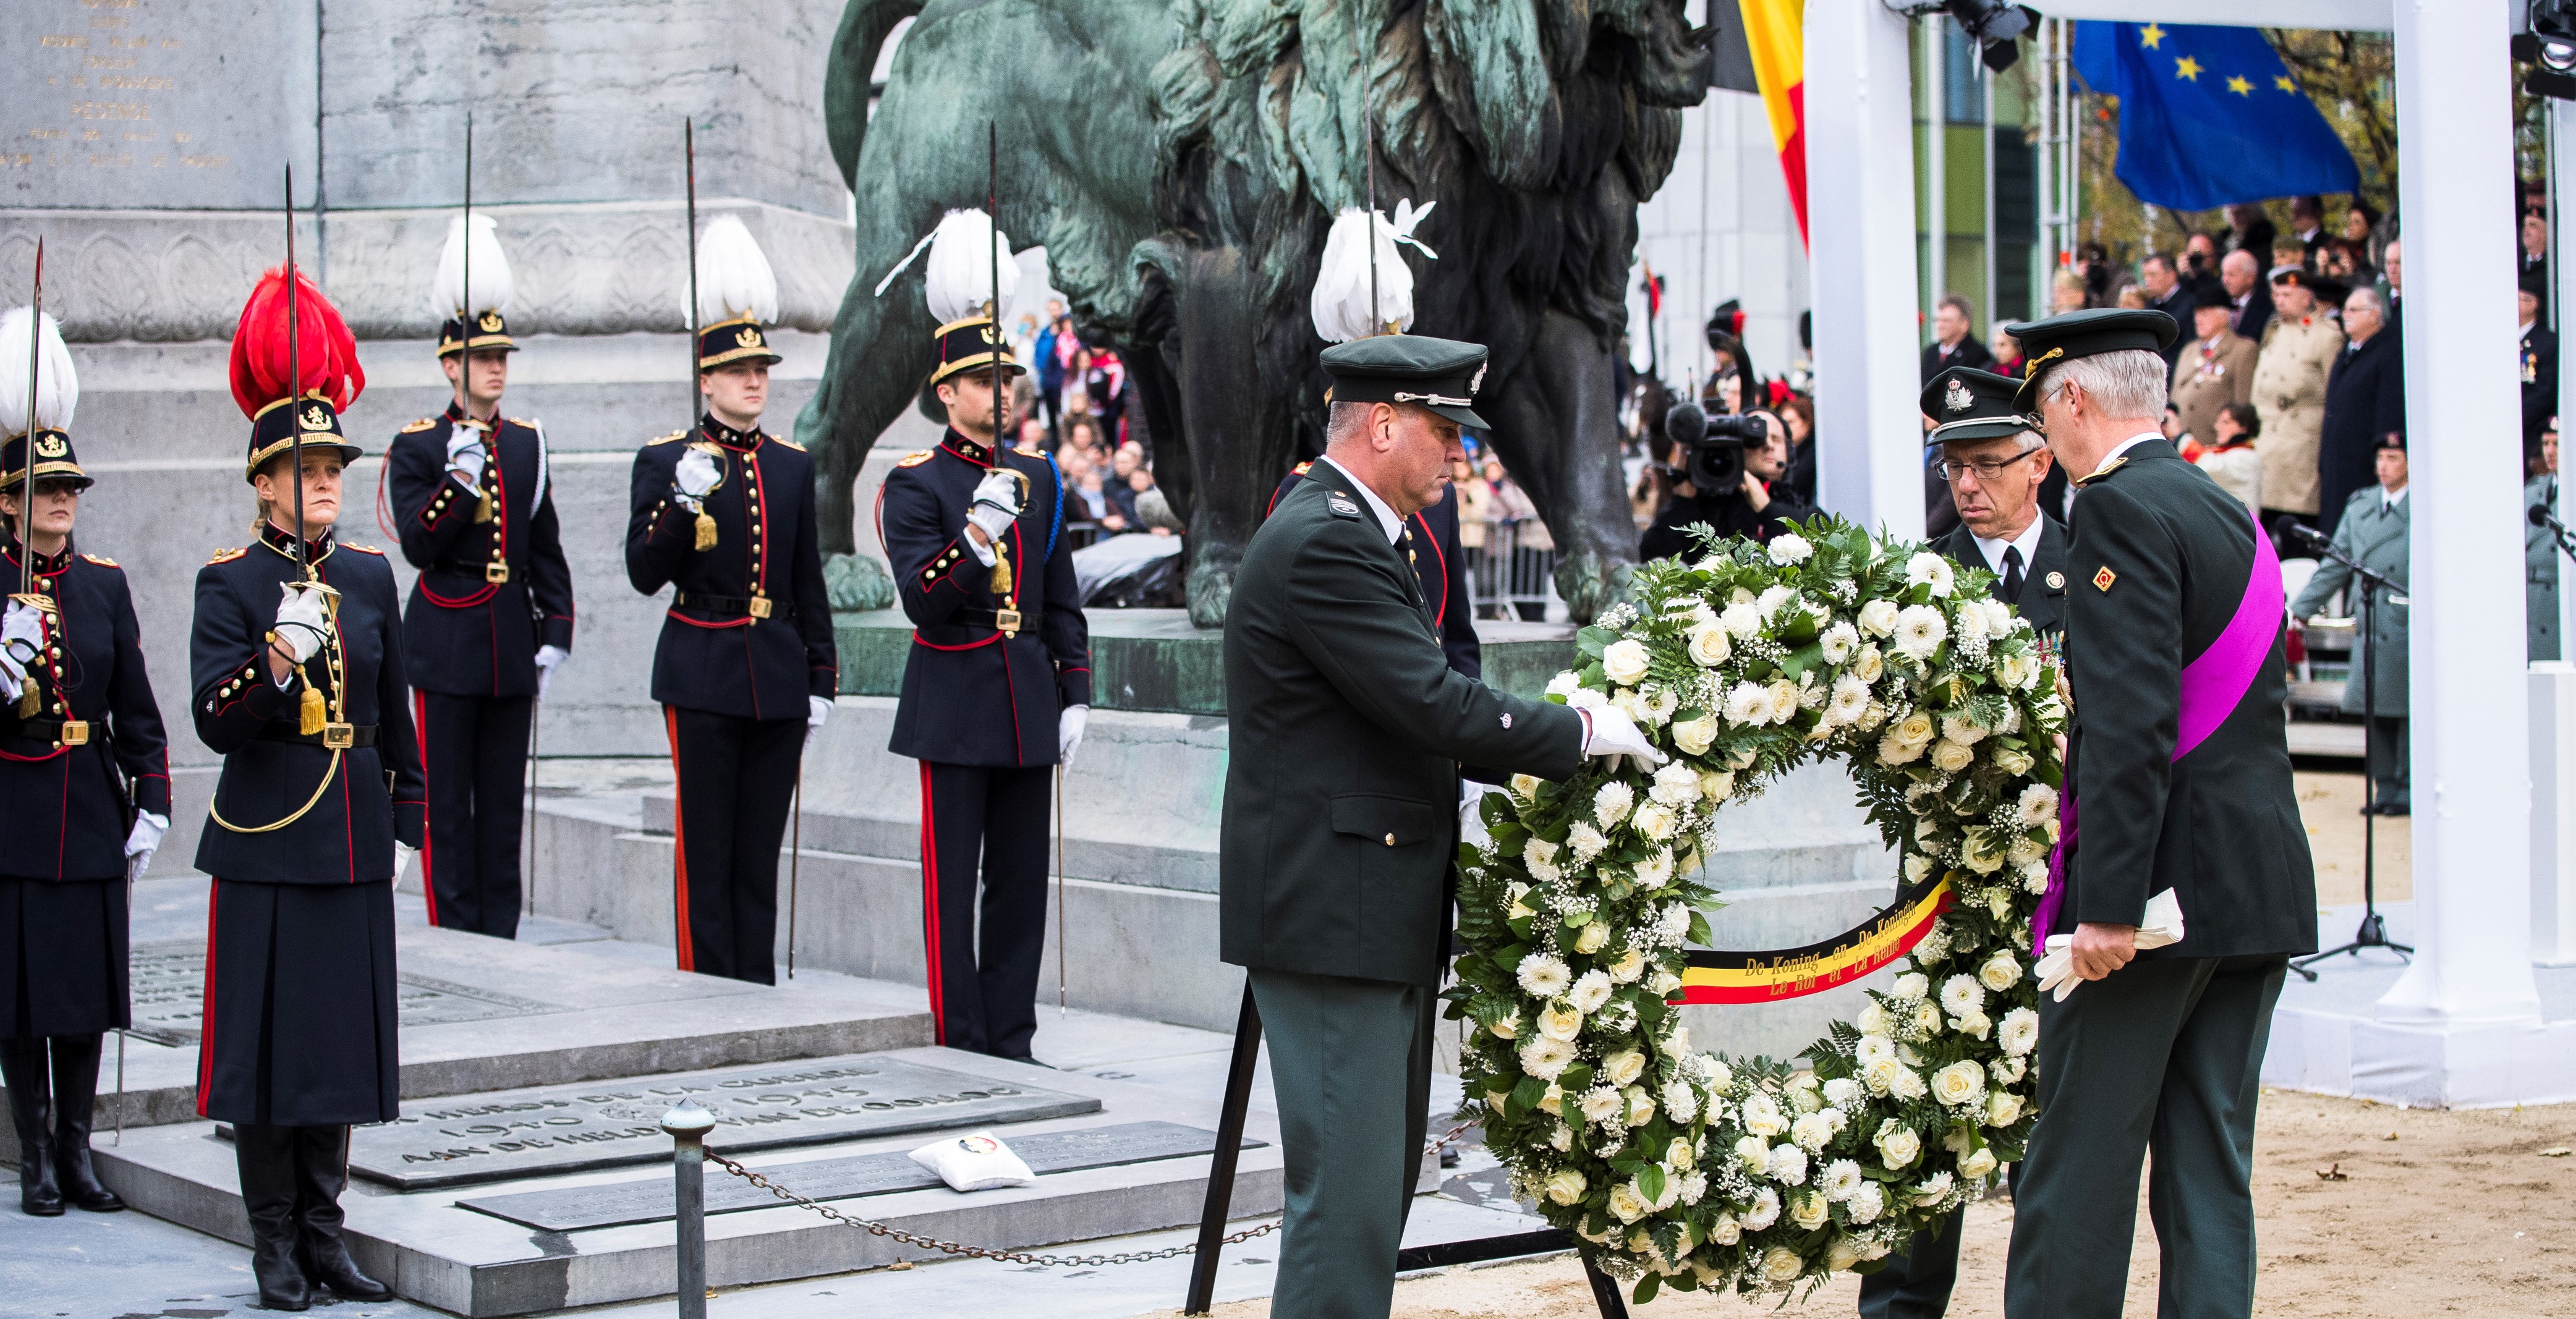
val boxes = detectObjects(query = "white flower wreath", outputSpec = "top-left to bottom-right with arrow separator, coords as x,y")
1450,519 -> 2064,1302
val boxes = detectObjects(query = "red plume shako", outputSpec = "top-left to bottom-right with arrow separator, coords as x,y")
231,264 -> 366,481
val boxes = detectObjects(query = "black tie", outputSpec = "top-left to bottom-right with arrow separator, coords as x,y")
1999,545 -> 2025,605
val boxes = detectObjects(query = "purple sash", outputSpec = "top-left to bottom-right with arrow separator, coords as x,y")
2030,512 -> 2282,953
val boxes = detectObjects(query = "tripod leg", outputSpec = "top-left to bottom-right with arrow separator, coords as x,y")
1581,1253 -> 1633,1318
525,695 -> 540,918
1183,986 -> 1262,1315
788,765 -> 802,979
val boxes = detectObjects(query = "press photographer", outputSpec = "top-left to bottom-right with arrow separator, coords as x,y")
1637,402 -> 1816,559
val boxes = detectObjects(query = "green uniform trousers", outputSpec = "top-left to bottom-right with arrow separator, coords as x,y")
2005,954 -> 2288,1319
1249,967 -> 1435,1319
1858,1205 -> 1963,1317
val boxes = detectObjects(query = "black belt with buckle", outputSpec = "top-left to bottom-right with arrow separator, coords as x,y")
432,559 -> 512,583
952,606 -> 1026,635
675,590 -> 785,620
9,716 -> 91,747
259,723 -> 378,749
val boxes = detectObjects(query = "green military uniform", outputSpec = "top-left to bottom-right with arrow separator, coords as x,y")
1220,336 -> 1585,1319
1999,310 -> 2317,1319
2288,459 -> 2410,810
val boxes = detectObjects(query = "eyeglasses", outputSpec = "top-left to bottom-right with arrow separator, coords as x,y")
1936,450 -> 2041,483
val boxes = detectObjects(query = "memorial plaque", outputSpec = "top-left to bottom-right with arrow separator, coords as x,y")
4,0 -> 315,210
125,939 -> 561,1048
457,1121 -> 1265,1232
352,1054 -> 1104,1190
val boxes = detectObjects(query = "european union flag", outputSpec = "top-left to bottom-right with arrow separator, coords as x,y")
2072,22 -> 2358,213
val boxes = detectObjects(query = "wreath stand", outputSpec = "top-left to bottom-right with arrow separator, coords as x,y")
1181,988 -> 1631,1318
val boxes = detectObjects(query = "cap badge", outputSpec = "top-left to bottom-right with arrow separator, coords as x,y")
2093,567 -> 2117,592
477,310 -> 503,333
1500,711 -> 1513,729
33,433 -> 67,458
736,327 -> 764,349
299,403 -> 334,433
979,323 -> 1000,346
1944,378 -> 1973,414
1469,362 -> 1487,394
2046,570 -> 2065,590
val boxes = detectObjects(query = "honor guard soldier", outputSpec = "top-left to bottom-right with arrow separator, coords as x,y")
1995,308 -> 2315,1319
0,307 -> 170,1218
386,214 -> 574,939
626,215 -> 836,985
193,268 -> 420,1308
1220,334 -> 1662,1317
879,216 -> 1090,1061
1268,463 -> 1479,677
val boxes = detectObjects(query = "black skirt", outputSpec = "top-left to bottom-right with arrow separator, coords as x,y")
0,875 -> 129,1039
197,878 -> 399,1127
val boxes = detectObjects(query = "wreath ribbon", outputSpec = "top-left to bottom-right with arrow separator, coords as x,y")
1674,875 -> 1955,1005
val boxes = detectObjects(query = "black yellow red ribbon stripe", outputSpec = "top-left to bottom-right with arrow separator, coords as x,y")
1673,875 -> 1955,1005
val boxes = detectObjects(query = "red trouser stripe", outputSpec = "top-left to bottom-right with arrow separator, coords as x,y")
415,690 -> 439,925
665,706 -> 695,972
195,882 -> 218,1116
919,761 -> 945,1045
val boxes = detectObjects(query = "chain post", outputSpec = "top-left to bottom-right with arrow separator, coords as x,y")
662,1100 -> 717,1318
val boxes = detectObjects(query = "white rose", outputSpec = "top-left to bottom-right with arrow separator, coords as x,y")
1993,746 -> 2035,777
1537,1003 -> 1584,1042
1913,1171 -> 1956,1206
1602,638 -> 1652,686
1604,1050 -> 1647,1087
1930,1060 -> 1987,1109
1544,1167 -> 1588,1205
1607,948 -> 1646,983
1545,670 -> 1581,698
1853,643 -> 1885,683
1858,598 -> 1900,637
1709,1212 -> 1743,1245
1594,779 -> 1635,828
1698,768 -> 1735,801
1987,1090 -> 2025,1128
1979,951 -> 2024,992
1664,1135 -> 1696,1173
1789,1188 -> 1830,1229
1999,1007 -> 2040,1057
1743,1186 -> 1783,1231
1826,1235 -> 1866,1273
1735,1134 -> 1772,1174
1905,550 -> 1955,598
1939,973 -> 1986,1016
1668,713 -> 1718,757
1607,1182 -> 1649,1223
1568,969 -> 1614,1013
1517,955 -> 1571,998
1930,739 -> 1976,774
1761,1245 -> 1805,1283
1903,853 -> 1934,884
1953,1009 -> 1992,1040
1686,621 -> 1732,668
1766,1142 -> 1809,1185
1518,1035 -> 1576,1079
1913,1003 -> 1945,1036
2008,831 -> 2048,867
1626,1087 -> 1657,1127
1994,652 -> 2036,692
1960,1147 -> 1998,1180
1649,969 -> 1683,995
1740,1091 -> 1787,1137
1510,772 -> 1544,800
1791,1111 -> 1835,1153
1874,1121 -> 1921,1169
1486,1010 -> 1520,1041
1769,532 -> 1814,564
1631,802 -> 1677,841
1993,1055 -> 2027,1085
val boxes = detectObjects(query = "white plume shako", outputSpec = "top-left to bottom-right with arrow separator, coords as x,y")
0,307 -> 77,436
683,213 -> 780,328
430,213 -> 516,323
1310,199 -> 1437,344
870,208 -> 1021,324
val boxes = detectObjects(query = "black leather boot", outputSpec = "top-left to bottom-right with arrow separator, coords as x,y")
234,1122 -> 310,1311
47,1035 -> 124,1212
0,1038 -> 62,1216
292,1124 -> 389,1302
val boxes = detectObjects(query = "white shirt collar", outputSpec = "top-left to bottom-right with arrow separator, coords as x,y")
2383,485 -> 2409,510
2098,431 -> 2164,471
1314,456 -> 1405,545
1970,514 -> 2047,576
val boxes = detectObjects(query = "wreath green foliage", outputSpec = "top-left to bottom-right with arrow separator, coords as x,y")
1447,519 -> 2066,1299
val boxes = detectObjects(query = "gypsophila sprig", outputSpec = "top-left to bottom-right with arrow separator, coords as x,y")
1444,516 -> 2062,1303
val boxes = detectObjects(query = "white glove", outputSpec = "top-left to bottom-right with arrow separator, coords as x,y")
807,694 -> 832,749
2033,889 -> 2186,1001
534,644 -> 569,697
1579,705 -> 1666,766
271,583 -> 332,665
446,428 -> 487,486
675,447 -> 722,501
124,810 -> 169,880
966,469 -> 1022,543
1058,704 -> 1089,766
0,600 -> 39,701
394,842 -> 419,884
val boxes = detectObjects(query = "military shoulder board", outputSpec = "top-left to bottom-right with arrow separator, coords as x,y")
648,430 -> 691,446
1291,460 -> 1312,477
79,553 -> 119,569
895,450 -> 935,467
1326,491 -> 1362,518
771,435 -> 807,451
342,543 -> 386,556
399,417 -> 440,434
206,547 -> 247,565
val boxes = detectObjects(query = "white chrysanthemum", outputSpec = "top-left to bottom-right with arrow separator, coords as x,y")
1847,1179 -> 1886,1224
1887,1066 -> 1928,1101
1602,638 -> 1652,686
1642,685 -> 1678,726
1913,1171 -> 1956,1206
1566,685 -> 1608,711
1721,601 -> 1763,640
1822,1077 -> 1861,1109
1892,972 -> 1929,1001
1740,1091 -> 1787,1137
1581,1085 -> 1624,1124
1766,1142 -> 1809,1185
1661,1078 -> 1700,1124
1954,601 -> 1991,647
1631,802 -> 1677,841
1568,969 -> 1614,1013
1650,760 -> 1702,805
1769,533 -> 1814,564
1526,855 -> 1563,884
1818,1158 -> 1864,1202
1657,902 -> 1692,941
1790,1111 -> 1835,1153
1568,821 -> 1609,862
1546,670 -> 1581,698
1549,1122 -> 1575,1151
1593,780 -> 1634,828
1723,681 -> 1770,726
1939,712 -> 1989,745
1818,620 -> 1860,664
2017,782 -> 2060,826
1742,1186 -> 1782,1231
2000,1007 -> 2040,1056
1686,621 -> 1732,667
1826,674 -> 1872,726
1905,551 -> 1956,597
1892,604 -> 1949,661
1607,947 -> 1646,983
1518,1035 -> 1576,1079
1979,951 -> 2024,992
1757,585 -> 1801,621
1521,836 -> 1558,867
1940,973 -> 1986,1017
1518,955 -> 1572,997
1983,598 -> 2017,637
1633,847 -> 1674,889
1855,1035 -> 1897,1072
1537,1003 -> 1584,1041
2020,859 -> 2051,893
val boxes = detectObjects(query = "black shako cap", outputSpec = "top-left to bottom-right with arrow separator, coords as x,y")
1320,334 -> 1491,429
1920,366 -> 2039,447
2002,308 -> 2180,412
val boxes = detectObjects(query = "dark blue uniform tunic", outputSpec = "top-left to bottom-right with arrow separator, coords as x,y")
878,430 -> 1089,1058
0,541 -> 169,1039
625,420 -> 838,983
189,524 -> 424,1126
386,405 -> 575,938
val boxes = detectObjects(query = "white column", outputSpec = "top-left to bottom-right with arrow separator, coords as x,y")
2376,0 -> 2542,1027
1806,0 -> 1926,540
1924,17 -> 1946,318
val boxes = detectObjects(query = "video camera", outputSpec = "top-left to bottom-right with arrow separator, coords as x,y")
1662,402 -> 1768,495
